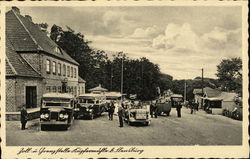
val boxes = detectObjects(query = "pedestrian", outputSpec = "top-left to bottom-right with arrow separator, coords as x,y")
189,100 -> 193,114
176,101 -> 182,118
117,105 -> 124,127
108,101 -> 115,120
20,105 -> 28,130
153,104 -> 158,118
150,102 -> 154,118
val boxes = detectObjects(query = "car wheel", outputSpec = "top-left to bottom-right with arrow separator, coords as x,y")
166,112 -> 170,116
145,122 -> 149,126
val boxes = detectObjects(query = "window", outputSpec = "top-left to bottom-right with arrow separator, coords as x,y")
63,64 -> 66,76
46,60 -> 50,73
74,68 -> 76,78
52,61 -> 56,74
75,86 -> 77,95
67,66 -> 70,77
52,86 -> 57,92
46,86 -> 51,93
58,63 -> 61,75
71,67 -> 73,78
58,86 -> 62,93
54,47 -> 62,54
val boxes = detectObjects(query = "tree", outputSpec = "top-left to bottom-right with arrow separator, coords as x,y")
50,25 -> 109,90
216,57 -> 242,92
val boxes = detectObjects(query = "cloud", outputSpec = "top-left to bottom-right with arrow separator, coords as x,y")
131,25 -> 161,38
152,23 -> 199,51
93,10 -> 137,36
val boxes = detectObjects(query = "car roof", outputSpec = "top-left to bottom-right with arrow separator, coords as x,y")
42,93 -> 74,99
78,93 -> 105,97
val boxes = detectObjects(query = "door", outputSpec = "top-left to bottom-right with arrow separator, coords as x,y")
26,86 -> 37,108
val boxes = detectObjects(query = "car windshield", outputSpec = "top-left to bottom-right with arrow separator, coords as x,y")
44,102 -> 70,106
43,98 -> 71,107
79,98 -> 95,104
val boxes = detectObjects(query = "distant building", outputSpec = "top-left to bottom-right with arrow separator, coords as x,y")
5,7 -> 85,120
89,84 -> 108,94
193,87 -> 238,111
193,87 -> 222,109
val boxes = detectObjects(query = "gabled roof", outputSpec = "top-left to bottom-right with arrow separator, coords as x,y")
89,84 -> 108,92
78,76 -> 86,83
203,87 -> 221,98
6,9 -> 78,65
6,38 -> 41,78
193,87 -> 222,98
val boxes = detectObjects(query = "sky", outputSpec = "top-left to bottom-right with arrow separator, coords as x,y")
16,6 -> 242,79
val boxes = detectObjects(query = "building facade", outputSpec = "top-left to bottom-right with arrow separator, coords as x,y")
5,7 -> 85,120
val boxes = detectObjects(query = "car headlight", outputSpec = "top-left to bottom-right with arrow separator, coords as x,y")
74,108 -> 79,111
40,114 -> 45,118
86,108 -> 89,111
59,114 -> 64,118
44,113 -> 49,118
64,114 -> 69,118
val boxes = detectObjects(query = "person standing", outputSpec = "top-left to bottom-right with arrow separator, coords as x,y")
20,105 -> 28,130
108,101 -> 115,120
150,102 -> 154,118
117,105 -> 124,127
153,104 -> 158,118
176,101 -> 182,118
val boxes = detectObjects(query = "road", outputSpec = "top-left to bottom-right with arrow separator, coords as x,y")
6,107 -> 242,146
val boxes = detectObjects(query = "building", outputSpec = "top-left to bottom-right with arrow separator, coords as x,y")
193,87 -> 222,109
89,84 -> 108,94
5,7 -> 85,120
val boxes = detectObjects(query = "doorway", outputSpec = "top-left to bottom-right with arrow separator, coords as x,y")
26,86 -> 37,108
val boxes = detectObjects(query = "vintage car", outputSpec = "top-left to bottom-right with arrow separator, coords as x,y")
155,97 -> 172,116
40,93 -> 75,130
124,104 -> 150,126
74,93 -> 107,119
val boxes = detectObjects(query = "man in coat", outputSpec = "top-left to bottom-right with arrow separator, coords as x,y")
20,105 -> 28,130
117,105 -> 124,127
150,101 -> 154,118
176,101 -> 182,118
108,101 -> 115,120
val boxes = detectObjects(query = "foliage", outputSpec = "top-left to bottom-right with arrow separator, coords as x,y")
216,57 -> 242,93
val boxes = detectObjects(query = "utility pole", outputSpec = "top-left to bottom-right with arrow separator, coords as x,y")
184,80 -> 187,102
110,64 -> 113,91
121,57 -> 124,101
201,68 -> 204,109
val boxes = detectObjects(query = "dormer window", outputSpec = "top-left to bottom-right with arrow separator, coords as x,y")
54,47 -> 61,54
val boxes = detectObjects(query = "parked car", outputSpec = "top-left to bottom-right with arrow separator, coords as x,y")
124,104 -> 150,126
74,93 -> 107,119
155,97 -> 172,116
40,93 -> 75,130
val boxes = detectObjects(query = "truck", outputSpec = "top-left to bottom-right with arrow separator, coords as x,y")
40,93 -> 75,130
155,97 -> 172,116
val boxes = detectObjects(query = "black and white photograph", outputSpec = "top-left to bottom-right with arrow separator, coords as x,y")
0,1 -> 248,158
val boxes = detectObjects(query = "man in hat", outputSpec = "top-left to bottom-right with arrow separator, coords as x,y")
117,105 -> 124,127
20,105 -> 28,130
108,101 -> 115,120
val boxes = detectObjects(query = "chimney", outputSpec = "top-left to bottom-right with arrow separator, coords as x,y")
25,15 -> 32,22
12,6 -> 20,14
